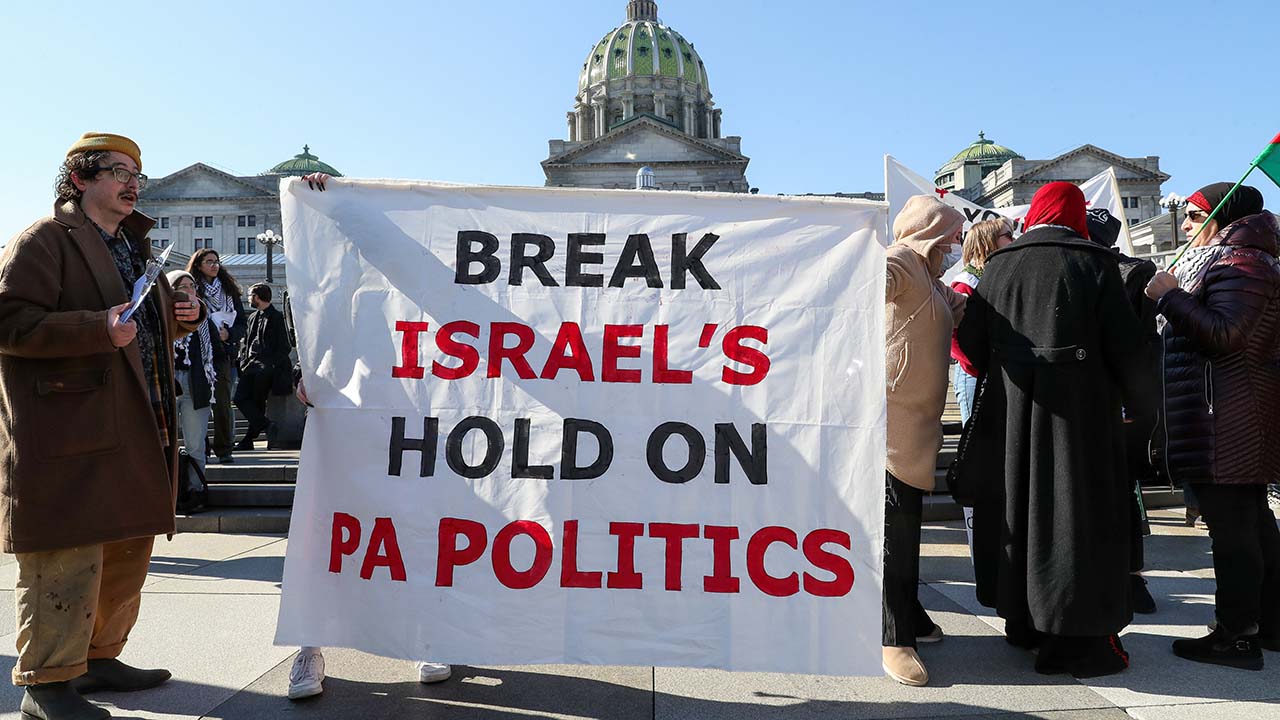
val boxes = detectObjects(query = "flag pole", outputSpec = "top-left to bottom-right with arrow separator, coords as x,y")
1167,160 -> 1265,269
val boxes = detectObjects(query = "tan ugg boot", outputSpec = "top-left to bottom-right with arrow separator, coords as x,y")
882,646 -> 929,686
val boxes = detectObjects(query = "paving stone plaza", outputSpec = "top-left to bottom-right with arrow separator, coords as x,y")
1,507 -> 1276,719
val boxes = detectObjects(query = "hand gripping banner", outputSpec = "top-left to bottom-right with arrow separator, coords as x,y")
275,179 -> 887,675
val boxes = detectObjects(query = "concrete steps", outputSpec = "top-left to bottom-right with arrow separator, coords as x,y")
176,508 -> 290,533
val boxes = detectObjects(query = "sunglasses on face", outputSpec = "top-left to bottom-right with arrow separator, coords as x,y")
1187,210 -> 1210,223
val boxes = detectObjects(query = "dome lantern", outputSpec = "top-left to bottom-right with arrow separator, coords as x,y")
627,0 -> 658,21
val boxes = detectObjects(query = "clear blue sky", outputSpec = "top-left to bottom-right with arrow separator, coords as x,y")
2,0 -> 1276,242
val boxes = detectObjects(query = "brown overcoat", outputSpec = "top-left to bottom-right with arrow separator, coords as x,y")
0,200 -> 200,553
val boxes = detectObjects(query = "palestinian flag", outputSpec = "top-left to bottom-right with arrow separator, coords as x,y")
1255,132 -> 1280,187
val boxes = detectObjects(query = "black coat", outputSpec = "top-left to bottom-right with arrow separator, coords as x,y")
954,226 -> 1147,637
1158,212 -> 1280,486
240,304 -> 294,393
1115,253 -> 1161,479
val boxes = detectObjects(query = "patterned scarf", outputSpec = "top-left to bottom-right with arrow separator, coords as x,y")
96,223 -> 172,447
202,275 -> 235,315
1172,244 -> 1230,295
173,312 -> 217,400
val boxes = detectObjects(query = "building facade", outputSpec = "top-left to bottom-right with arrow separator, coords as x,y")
136,146 -> 343,287
542,0 -> 750,192
936,134 -> 1170,227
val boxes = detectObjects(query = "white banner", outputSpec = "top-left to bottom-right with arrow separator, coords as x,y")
885,156 -> 1135,255
274,179 -> 889,676
884,155 -> 1011,240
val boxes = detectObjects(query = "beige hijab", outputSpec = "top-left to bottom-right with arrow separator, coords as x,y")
892,195 -> 965,277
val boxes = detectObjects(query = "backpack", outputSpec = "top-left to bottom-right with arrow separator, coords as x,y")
177,450 -> 209,515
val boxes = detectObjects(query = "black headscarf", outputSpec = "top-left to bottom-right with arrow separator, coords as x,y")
1085,208 -> 1122,248
1187,182 -> 1265,228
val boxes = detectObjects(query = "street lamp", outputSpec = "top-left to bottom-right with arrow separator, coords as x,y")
1160,193 -> 1186,258
256,229 -> 283,284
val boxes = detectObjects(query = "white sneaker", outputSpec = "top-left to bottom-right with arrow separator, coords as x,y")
417,661 -> 452,683
288,648 -> 326,700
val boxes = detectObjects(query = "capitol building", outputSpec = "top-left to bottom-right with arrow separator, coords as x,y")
541,0 -> 752,193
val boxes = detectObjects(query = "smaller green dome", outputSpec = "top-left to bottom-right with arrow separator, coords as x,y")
266,145 -> 342,176
946,132 -> 1022,166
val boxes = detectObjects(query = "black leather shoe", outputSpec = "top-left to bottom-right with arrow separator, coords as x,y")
70,659 -> 171,694
1172,625 -> 1263,670
20,681 -> 109,720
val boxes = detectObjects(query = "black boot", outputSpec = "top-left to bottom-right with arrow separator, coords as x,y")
233,429 -> 259,452
1035,634 -> 1129,678
70,659 -> 171,694
1130,574 -> 1157,614
20,681 -> 109,720
1004,617 -> 1043,650
1172,624 -> 1263,670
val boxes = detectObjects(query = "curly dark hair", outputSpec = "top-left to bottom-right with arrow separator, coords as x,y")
186,248 -> 244,299
54,150 -> 110,201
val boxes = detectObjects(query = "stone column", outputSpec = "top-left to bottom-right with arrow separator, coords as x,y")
594,102 -> 607,137
575,109 -> 586,142
683,103 -> 694,135
622,96 -> 634,120
654,94 -> 666,120
567,112 -> 577,142
713,109 -> 722,139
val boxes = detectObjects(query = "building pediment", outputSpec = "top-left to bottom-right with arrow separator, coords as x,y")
544,116 -> 747,167
1012,145 -> 1170,184
142,163 -> 278,202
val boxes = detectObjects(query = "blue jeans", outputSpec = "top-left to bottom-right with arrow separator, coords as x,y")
176,370 -> 212,475
952,364 -> 979,425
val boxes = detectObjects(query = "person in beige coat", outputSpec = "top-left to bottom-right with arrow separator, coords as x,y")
882,195 -> 966,687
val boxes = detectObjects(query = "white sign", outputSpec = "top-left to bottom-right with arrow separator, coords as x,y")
274,179 -> 889,676
885,156 -> 1135,255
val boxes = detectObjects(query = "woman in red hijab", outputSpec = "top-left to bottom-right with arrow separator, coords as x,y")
953,182 -> 1149,678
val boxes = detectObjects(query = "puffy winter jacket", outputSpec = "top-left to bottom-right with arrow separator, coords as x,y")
1159,212 -> 1280,485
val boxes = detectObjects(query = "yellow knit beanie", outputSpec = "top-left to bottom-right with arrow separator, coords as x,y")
66,132 -> 142,171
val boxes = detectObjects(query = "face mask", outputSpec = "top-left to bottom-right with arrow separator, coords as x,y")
942,245 -> 963,268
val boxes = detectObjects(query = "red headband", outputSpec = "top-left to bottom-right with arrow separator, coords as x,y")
1186,191 -> 1212,212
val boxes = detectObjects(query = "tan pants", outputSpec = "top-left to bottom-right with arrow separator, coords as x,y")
12,536 -> 154,686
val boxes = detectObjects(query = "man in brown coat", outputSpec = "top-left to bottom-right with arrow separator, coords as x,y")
0,133 -> 203,720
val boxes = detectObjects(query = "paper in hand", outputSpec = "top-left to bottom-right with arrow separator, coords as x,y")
210,309 -> 237,330
121,243 -> 175,323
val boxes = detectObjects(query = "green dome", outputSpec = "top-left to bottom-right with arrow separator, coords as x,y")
265,145 -> 343,177
946,132 -> 1023,166
579,2 -> 709,93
